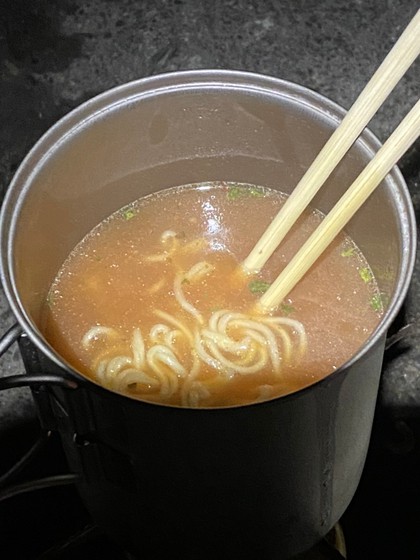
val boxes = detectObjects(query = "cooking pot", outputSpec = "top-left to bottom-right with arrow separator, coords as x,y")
0,70 -> 416,559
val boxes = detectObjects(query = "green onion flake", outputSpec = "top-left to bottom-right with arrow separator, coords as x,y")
123,209 -> 135,220
359,267 -> 373,283
227,185 -> 265,201
248,279 -> 271,294
280,303 -> 295,316
248,186 -> 265,198
370,293 -> 383,312
227,186 -> 245,200
341,246 -> 356,257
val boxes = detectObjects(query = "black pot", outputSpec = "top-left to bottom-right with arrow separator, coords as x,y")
0,71 -> 416,559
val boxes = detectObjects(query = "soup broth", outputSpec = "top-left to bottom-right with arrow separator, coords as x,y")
42,182 -> 382,407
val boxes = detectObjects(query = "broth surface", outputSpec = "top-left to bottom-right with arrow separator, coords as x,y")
42,182 -> 382,407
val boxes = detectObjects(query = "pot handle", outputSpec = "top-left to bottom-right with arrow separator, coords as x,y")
0,323 -> 78,391
385,322 -> 416,350
0,322 -> 23,353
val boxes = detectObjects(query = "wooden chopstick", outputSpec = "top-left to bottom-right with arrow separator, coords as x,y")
243,9 -> 420,274
258,97 -> 420,312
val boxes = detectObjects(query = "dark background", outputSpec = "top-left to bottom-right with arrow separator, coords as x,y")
0,1 -> 419,558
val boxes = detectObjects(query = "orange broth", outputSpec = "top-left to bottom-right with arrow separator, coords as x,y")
42,182 -> 382,407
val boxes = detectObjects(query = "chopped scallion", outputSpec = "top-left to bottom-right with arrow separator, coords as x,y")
122,209 -> 135,220
341,247 -> 356,257
370,294 -> 383,312
280,303 -> 295,316
248,279 -> 271,294
248,186 -> 265,198
359,267 -> 373,283
227,186 -> 244,200
227,185 -> 265,200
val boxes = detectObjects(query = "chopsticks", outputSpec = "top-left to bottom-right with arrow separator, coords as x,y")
243,9 -> 420,278
258,97 -> 420,312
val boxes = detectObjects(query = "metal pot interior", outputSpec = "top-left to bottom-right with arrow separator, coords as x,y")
1,71 -> 415,363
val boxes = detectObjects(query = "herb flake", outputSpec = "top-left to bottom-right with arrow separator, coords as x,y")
280,303 -> 295,316
369,292 -> 389,312
227,185 -> 265,201
248,186 -> 265,198
341,246 -> 356,257
122,209 -> 135,221
370,293 -> 383,312
359,267 -> 373,283
227,186 -> 245,200
248,279 -> 271,294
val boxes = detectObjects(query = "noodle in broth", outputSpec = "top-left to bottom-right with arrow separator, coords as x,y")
42,182 -> 383,407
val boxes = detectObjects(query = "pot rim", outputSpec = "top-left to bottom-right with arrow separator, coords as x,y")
0,69 -> 416,409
